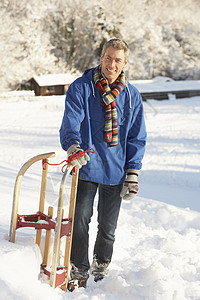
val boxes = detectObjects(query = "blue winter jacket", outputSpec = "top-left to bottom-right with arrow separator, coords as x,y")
60,67 -> 147,185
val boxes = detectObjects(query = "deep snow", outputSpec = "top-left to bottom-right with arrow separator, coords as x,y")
0,90 -> 200,300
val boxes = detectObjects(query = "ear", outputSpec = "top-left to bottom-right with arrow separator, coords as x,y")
100,53 -> 104,63
124,60 -> 128,68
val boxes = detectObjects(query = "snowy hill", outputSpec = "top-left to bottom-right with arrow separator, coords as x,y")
0,90 -> 200,299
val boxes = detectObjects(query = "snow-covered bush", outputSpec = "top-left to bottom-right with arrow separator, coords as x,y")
0,0 -> 199,91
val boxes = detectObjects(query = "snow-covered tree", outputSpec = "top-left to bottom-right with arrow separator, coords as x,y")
0,0 -> 199,91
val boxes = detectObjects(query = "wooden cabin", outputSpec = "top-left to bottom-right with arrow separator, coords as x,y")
28,73 -> 76,96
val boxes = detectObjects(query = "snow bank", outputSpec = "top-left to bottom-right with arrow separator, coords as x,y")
0,92 -> 199,299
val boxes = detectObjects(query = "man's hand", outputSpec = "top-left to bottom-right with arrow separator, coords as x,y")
120,169 -> 139,200
67,144 -> 90,169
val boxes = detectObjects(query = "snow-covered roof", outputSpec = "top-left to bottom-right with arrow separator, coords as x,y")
31,73 -> 76,87
130,77 -> 200,93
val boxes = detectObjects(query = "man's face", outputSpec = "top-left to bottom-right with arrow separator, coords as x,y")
100,47 -> 127,84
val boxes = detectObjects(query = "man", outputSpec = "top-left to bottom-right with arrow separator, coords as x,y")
60,38 -> 146,291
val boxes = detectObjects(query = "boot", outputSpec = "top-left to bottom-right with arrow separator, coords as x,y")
67,278 -> 87,292
90,256 -> 109,282
67,264 -> 89,292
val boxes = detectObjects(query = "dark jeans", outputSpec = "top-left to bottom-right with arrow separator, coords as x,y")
70,178 -> 123,276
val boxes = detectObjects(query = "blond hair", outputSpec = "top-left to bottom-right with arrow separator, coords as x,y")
101,38 -> 129,61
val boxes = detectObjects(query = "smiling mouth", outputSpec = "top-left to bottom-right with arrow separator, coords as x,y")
106,68 -> 116,74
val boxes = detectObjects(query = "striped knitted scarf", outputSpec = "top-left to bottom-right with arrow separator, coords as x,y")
94,65 -> 126,147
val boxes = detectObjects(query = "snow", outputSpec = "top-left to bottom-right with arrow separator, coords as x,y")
130,77 -> 200,93
37,220 -> 49,225
31,74 -> 76,87
0,88 -> 200,299
1,0 -> 200,91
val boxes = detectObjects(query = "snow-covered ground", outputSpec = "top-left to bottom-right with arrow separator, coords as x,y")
0,90 -> 200,299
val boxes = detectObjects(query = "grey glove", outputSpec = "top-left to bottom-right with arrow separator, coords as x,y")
67,144 -> 90,169
120,169 -> 139,200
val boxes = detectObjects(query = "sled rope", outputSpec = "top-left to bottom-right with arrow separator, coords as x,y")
43,148 -> 95,173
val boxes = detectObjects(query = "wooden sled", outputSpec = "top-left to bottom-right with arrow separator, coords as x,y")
9,152 -> 79,289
